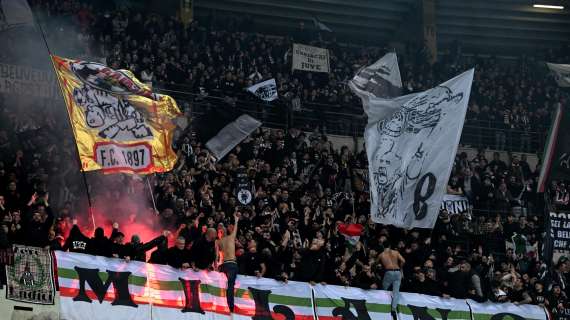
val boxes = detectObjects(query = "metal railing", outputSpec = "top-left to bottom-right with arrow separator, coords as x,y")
158,83 -> 549,154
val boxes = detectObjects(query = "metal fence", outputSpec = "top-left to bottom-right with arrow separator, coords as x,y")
158,84 -> 549,154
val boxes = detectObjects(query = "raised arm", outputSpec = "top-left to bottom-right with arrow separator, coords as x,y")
230,212 -> 240,239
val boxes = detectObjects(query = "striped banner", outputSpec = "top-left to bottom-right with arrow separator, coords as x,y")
313,283 -> 393,319
55,252 -> 548,320
467,299 -> 548,320
396,292 -> 470,320
233,276 -> 314,320
56,251 -> 152,320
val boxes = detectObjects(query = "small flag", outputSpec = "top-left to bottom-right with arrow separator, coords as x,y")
312,17 -> 333,32
537,103 -> 570,192
247,78 -> 278,101
205,114 -> 261,161
338,223 -> 364,245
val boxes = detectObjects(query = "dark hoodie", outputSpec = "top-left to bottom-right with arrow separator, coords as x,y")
123,235 -> 167,262
63,225 -> 89,253
148,240 -> 169,265
88,227 -> 112,257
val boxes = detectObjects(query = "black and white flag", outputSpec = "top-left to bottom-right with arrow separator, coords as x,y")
351,54 -> 474,229
247,78 -> 278,101
547,62 -> 570,87
312,17 -> 332,32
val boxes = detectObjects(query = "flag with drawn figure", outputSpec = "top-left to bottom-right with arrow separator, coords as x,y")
51,55 -> 181,174
247,78 -> 278,101
547,62 -> 570,87
357,64 -> 474,228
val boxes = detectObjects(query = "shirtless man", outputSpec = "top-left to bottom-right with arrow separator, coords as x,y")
218,211 -> 240,312
379,241 -> 405,319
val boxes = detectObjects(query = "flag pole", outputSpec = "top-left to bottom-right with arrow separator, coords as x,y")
32,9 -> 96,231
146,175 -> 158,214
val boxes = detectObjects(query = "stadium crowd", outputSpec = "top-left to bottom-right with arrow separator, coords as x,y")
0,0 -> 568,319
30,0 -> 570,151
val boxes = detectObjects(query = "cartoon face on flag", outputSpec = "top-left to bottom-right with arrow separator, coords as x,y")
52,55 -> 181,174
370,83 -> 466,224
350,53 -> 474,229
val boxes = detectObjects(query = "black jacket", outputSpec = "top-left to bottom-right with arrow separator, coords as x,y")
123,235 -> 167,262
88,228 -> 112,257
296,248 -> 326,283
166,247 -> 191,269
190,237 -> 216,270
64,225 -> 89,253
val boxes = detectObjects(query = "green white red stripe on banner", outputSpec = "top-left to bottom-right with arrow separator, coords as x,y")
54,252 -> 548,320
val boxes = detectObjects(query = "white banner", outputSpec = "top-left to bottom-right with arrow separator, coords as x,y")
547,62 -> 570,87
313,283 -> 392,319
54,251 -> 548,320
467,299 -> 547,320
292,43 -> 330,73
397,292 -> 470,320
56,251 -> 152,320
441,194 -> 470,215
247,78 -> 278,101
363,68 -> 474,228
233,276 -> 314,319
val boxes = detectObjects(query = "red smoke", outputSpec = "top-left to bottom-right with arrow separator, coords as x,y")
71,174 -> 176,255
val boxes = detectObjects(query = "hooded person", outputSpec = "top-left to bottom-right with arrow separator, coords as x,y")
88,227 -> 112,257
63,224 -> 90,253
123,231 -> 170,262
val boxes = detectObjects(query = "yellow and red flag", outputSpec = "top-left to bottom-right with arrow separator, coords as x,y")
51,55 -> 181,174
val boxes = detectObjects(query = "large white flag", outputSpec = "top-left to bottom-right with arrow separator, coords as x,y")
547,62 -> 570,87
247,78 -> 278,101
356,61 -> 474,228
0,0 -> 34,27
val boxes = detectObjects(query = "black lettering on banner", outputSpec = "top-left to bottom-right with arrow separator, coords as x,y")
179,278 -> 205,314
413,172 -> 436,220
331,297 -> 371,320
407,305 -> 450,320
489,313 -> 525,320
73,267 -> 137,307
248,287 -> 294,320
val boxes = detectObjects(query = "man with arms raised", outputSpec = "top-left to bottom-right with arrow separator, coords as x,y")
379,240 -> 405,320
218,211 -> 240,313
